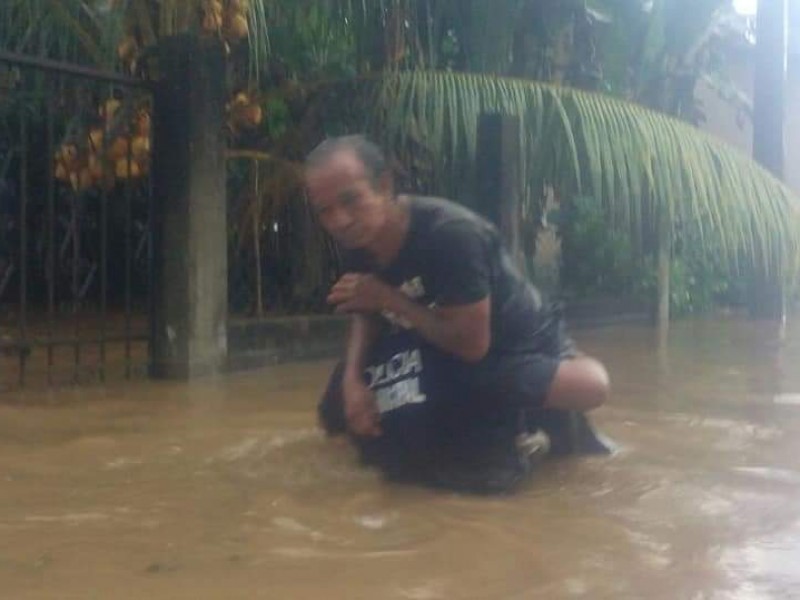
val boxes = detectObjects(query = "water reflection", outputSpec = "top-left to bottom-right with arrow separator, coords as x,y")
0,316 -> 799,598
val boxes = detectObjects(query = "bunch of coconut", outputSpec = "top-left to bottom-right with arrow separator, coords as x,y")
203,0 -> 249,42
227,91 -> 263,134
54,143 -> 90,192
117,33 -> 139,74
54,99 -> 152,192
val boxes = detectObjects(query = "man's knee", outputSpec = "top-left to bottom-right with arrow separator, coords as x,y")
581,358 -> 610,409
545,357 -> 610,412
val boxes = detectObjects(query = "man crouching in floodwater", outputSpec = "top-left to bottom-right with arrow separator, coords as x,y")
307,135 -> 612,494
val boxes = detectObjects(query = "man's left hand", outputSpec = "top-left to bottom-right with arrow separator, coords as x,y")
327,273 -> 392,314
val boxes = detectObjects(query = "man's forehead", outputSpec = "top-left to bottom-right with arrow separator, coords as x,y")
306,149 -> 368,184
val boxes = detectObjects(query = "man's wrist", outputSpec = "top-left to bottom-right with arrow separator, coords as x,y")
343,368 -> 364,388
381,284 -> 415,319
378,283 -> 397,313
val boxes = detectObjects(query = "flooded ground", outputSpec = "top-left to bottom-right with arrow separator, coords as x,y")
1,317 -> 800,599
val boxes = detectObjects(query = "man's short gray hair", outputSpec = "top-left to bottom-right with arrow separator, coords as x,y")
305,135 -> 390,188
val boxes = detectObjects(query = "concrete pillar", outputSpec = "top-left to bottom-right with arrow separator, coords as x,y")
475,114 -> 523,264
754,0 -> 787,179
751,0 -> 787,320
151,35 -> 228,379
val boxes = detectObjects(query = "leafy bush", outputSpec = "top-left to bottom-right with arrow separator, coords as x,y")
557,195 -> 745,315
558,195 -> 643,298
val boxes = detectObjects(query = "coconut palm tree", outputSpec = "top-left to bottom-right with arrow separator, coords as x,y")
372,70 -> 800,275
0,0 -> 124,67
4,0 -> 799,318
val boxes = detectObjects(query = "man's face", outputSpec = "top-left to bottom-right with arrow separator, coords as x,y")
305,150 -> 391,250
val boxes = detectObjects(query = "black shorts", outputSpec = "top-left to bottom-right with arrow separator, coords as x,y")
316,305 -> 584,491
318,304 -> 576,435
471,302 -> 577,412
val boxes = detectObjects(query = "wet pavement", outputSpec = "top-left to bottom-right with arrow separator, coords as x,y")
0,316 -> 799,599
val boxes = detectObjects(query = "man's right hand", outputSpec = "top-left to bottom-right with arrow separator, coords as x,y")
343,377 -> 382,438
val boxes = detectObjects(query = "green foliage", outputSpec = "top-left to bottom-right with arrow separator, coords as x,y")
560,195 -> 746,315
0,0 -> 122,66
372,70 -> 800,286
263,97 -> 291,140
559,195 -> 642,297
9,1 -> 797,317
637,253 -> 744,316
251,1 -> 359,80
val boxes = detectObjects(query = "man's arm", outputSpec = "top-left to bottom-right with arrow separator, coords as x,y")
329,275 -> 491,363
343,314 -> 380,385
382,292 -> 490,363
341,314 -> 383,437
330,221 -> 494,364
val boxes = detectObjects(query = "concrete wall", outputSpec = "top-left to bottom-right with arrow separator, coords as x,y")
697,57 -> 800,194
151,36 -> 229,379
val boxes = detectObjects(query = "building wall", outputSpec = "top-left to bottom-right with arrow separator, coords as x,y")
696,59 -> 800,194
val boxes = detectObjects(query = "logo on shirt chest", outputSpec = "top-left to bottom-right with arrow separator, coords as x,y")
382,276 -> 433,329
400,276 -> 426,300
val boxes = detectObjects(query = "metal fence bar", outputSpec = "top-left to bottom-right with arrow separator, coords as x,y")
1,52 -> 155,392
18,109 -> 28,387
147,144 -> 156,377
0,50 -> 150,89
99,91 -> 115,383
124,136 -> 133,379
71,191 -> 81,383
99,156 -> 109,383
0,335 -> 149,351
46,97 -> 56,385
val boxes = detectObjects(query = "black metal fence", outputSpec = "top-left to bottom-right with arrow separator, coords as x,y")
0,51 -> 154,392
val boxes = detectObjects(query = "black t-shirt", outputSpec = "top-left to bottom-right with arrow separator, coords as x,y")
344,195 -> 549,364
343,196 -> 552,486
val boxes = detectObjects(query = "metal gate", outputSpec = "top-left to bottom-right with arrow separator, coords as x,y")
0,51 -> 154,392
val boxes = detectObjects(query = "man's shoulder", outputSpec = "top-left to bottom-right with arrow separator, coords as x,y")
408,196 -> 494,238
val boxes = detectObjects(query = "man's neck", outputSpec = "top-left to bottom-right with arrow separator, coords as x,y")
365,195 -> 411,267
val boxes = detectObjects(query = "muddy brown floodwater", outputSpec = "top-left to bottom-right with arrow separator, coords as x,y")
1,317 -> 800,599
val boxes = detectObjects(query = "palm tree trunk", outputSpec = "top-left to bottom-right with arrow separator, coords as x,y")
252,159 -> 264,318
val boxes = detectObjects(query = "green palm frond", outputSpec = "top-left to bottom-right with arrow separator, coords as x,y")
371,70 -> 800,280
0,0 -> 123,67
